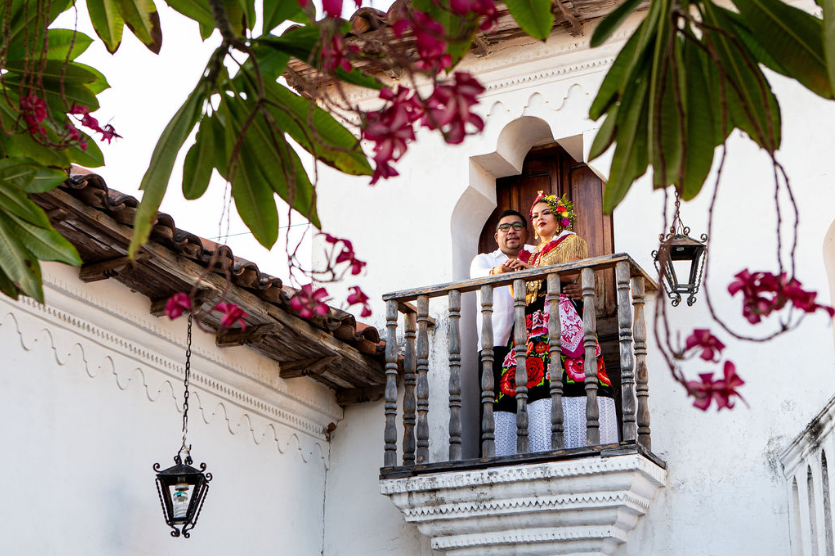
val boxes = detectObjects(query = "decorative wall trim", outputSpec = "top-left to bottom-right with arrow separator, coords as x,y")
380,454 -> 666,556
3,276 -> 339,469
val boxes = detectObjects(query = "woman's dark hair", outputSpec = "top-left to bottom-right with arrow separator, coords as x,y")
495,209 -> 527,230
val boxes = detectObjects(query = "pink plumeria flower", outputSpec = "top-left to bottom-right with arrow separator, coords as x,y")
684,329 -> 726,362
290,284 -> 330,319
215,302 -> 247,329
347,286 -> 372,317
165,293 -> 191,320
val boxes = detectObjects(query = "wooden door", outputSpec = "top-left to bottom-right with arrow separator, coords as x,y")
478,144 -> 616,317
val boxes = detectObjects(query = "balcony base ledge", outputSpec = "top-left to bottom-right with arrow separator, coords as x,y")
380,451 -> 666,556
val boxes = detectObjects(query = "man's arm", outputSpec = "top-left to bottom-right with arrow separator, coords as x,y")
470,253 -> 494,279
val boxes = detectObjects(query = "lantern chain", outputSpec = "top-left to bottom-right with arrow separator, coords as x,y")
179,313 -> 193,464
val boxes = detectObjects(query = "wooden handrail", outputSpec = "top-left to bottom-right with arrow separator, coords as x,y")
382,253 -> 657,302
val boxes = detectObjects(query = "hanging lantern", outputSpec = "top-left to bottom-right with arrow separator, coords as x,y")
153,314 -> 212,538
652,193 -> 708,307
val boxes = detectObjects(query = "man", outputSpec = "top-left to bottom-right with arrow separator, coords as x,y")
470,209 -> 533,357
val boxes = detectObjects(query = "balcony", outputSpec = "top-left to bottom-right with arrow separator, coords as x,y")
378,254 -> 668,556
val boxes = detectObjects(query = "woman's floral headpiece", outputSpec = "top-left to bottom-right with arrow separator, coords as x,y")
530,190 -> 576,229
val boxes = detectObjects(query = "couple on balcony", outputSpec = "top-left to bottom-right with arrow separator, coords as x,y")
470,192 -> 618,456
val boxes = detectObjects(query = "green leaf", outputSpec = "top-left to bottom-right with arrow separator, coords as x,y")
129,82 -> 207,258
680,36 -> 718,199
0,213 -> 44,302
504,0 -> 554,40
0,179 -> 52,227
116,0 -> 163,53
182,119 -> 215,200
5,28 -> 94,62
588,106 -> 619,161
67,130 -> 106,168
221,99 -> 280,247
604,62 -> 651,212
702,0 -> 781,152
589,22 -> 648,120
87,0 -> 125,53
0,158 -> 67,193
731,0 -> 831,99
258,28 -> 318,62
222,0 -> 246,36
4,214 -> 81,265
590,0 -> 642,47
254,77 -> 372,175
718,7 -> 791,79
4,60 -> 102,85
165,0 -> 215,28
333,66 -> 384,90
262,0 -> 301,31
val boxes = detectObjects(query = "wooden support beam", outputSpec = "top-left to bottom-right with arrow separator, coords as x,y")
149,289 -> 214,316
79,254 -> 147,283
216,323 -> 281,348
280,355 -> 340,379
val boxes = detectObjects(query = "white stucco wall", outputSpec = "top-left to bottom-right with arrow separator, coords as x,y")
0,262 -> 342,555
318,10 -> 835,556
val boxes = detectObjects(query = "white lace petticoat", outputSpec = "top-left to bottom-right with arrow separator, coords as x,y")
493,396 -> 618,457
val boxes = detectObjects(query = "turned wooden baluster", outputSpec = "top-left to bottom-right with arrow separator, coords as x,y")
402,312 -> 417,465
384,300 -> 399,467
448,290 -> 463,461
631,277 -> 651,450
480,285 -> 496,458
546,273 -> 564,449
513,278 -> 529,454
416,295 -> 431,463
581,267 -> 600,445
616,261 -> 637,442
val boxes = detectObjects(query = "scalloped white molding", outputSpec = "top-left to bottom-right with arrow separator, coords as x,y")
3,273 -> 340,468
380,454 -> 666,556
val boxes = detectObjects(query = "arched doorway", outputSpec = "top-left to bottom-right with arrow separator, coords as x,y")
475,143 -> 623,433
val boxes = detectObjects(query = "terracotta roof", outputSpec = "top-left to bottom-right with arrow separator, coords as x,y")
33,171 -> 386,403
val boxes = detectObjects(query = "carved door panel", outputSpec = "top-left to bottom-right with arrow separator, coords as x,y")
478,145 -> 616,317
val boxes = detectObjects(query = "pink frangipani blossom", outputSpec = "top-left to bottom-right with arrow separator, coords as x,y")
290,284 -> 330,319
684,329 -> 726,362
215,302 -> 247,329
729,269 -> 835,324
347,286 -> 372,317
687,361 -> 745,411
165,293 -> 191,320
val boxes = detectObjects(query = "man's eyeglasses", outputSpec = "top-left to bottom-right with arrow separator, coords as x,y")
497,222 -> 525,232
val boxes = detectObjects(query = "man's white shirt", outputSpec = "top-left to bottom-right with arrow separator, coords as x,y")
470,246 -> 536,350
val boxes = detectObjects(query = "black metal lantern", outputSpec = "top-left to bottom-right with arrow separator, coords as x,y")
154,314 -> 212,538
652,194 -> 708,307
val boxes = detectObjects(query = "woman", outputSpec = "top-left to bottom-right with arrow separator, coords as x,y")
493,191 -> 618,455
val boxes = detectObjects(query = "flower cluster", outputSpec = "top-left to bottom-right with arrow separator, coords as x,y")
530,191 -> 576,229
290,283 -> 330,319
322,233 -> 366,275
322,33 -> 359,74
347,286 -> 372,317
363,75 -> 485,182
392,10 -> 451,73
687,361 -> 745,411
20,95 -> 47,136
684,329 -> 726,362
421,72 -> 485,144
728,269 -> 835,324
70,105 -> 121,144
450,0 -> 500,31
363,87 -> 422,184
164,293 -> 248,329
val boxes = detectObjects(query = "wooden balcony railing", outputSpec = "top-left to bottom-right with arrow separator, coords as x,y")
380,253 -> 658,470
